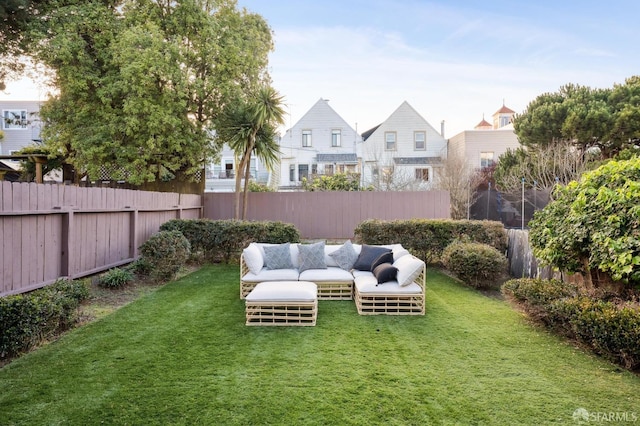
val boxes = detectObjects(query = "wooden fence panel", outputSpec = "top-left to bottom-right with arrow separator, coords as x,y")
0,183 -> 202,297
203,191 -> 451,240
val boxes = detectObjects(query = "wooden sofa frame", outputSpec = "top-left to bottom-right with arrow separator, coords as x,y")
354,267 -> 426,315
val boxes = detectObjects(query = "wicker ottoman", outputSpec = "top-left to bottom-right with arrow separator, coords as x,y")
245,281 -> 318,326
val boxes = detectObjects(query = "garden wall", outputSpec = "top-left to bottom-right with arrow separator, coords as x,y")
204,191 -> 451,239
0,182 -> 202,297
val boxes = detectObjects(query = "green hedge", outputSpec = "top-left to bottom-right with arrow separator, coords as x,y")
502,278 -> 640,370
159,219 -> 301,262
354,219 -> 507,263
0,279 -> 89,359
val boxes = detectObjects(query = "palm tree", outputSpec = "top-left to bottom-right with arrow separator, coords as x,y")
220,86 -> 285,219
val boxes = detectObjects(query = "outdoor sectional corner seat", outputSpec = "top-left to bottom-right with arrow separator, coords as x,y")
240,241 -> 426,316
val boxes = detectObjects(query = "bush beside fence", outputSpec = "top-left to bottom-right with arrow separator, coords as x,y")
354,219 -> 507,263
159,219 -> 301,262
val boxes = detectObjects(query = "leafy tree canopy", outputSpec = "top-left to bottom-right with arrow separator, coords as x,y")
514,76 -> 640,159
26,0 -> 273,185
529,156 -> 640,287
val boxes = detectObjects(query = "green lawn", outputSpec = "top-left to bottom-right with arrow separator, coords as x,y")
1,264 -> 638,425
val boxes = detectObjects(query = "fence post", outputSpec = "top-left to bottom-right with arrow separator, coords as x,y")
60,209 -> 74,278
129,209 -> 138,260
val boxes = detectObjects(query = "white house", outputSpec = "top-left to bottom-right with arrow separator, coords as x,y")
205,144 -> 268,192
278,98 -> 362,189
447,103 -> 520,171
0,100 -> 42,154
360,101 -> 447,190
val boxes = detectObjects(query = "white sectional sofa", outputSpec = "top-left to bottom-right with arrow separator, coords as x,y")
240,241 -> 426,315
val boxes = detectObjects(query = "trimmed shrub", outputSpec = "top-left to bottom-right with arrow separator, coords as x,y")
0,279 -> 89,359
159,219 -> 300,262
501,278 -> 579,307
550,297 -> 640,370
139,230 -> 191,280
502,278 -> 579,323
99,267 -> 134,289
354,219 -> 507,263
442,241 -> 507,289
502,278 -> 640,370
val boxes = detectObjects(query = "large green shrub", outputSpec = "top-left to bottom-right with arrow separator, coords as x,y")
442,241 -> 507,289
354,219 -> 507,263
529,157 -> 640,287
160,219 -> 300,262
0,279 -> 89,359
139,230 -> 191,280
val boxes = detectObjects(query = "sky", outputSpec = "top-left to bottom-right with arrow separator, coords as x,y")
3,0 -> 640,137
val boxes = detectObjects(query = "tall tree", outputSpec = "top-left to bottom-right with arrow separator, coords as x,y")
513,78 -> 640,159
218,86 -> 285,219
34,0 -> 273,185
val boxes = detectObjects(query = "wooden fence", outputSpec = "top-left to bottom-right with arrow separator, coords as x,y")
204,191 -> 451,239
0,182 -> 202,297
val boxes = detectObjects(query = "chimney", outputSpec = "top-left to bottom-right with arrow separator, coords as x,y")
440,120 -> 445,138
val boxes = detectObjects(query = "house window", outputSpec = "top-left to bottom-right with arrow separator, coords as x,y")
480,152 -> 495,168
311,164 -> 318,175
325,164 -> 334,175
385,132 -> 396,150
3,110 -> 27,129
415,168 -> 430,181
289,164 -> 295,182
298,164 -> 309,181
499,116 -> 510,128
302,130 -> 312,147
414,131 -> 426,150
331,129 -> 341,147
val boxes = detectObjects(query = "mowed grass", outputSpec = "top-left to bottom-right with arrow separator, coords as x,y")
1,264 -> 638,425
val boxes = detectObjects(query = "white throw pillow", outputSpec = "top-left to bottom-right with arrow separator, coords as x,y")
243,243 -> 264,275
393,255 -> 425,287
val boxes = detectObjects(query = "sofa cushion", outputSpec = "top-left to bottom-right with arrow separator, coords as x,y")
353,245 -> 392,271
299,267 -> 354,282
354,273 -> 423,294
246,281 -> 317,302
242,268 -> 300,283
372,262 -> 398,284
328,240 -> 358,270
370,251 -> 394,271
393,255 -> 425,287
242,243 -> 264,275
298,241 -> 327,272
263,243 -> 295,270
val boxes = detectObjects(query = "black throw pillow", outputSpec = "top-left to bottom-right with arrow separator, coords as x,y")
370,251 -> 394,271
373,263 -> 398,284
353,245 -> 392,271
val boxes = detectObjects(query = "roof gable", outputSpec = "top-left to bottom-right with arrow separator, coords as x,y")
286,98 -> 356,134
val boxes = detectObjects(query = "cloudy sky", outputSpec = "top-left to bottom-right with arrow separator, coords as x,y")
3,0 -> 639,137
235,0 -> 640,136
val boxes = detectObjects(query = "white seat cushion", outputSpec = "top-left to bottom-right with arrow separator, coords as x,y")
242,268 -> 300,283
354,274 -> 422,294
299,267 -> 354,282
246,281 -> 317,302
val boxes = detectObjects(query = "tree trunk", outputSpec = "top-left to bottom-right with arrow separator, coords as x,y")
234,157 -> 244,219
242,159 -> 252,220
